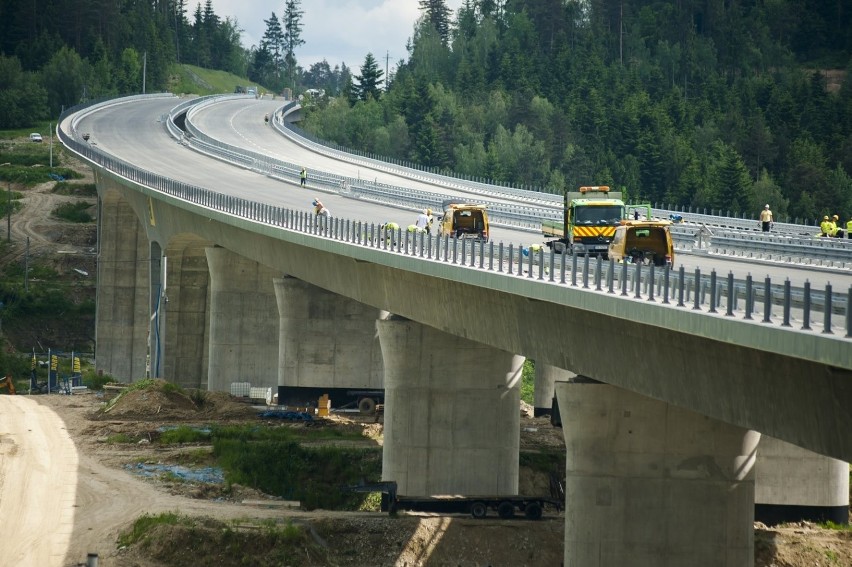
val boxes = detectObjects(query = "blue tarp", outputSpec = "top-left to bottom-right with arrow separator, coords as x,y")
125,463 -> 224,484
259,410 -> 313,421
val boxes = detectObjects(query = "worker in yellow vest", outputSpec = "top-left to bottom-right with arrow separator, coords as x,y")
820,215 -> 832,237
847,218 -> 852,239
831,214 -> 842,238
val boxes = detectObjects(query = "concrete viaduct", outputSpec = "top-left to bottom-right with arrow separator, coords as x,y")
60,95 -> 852,567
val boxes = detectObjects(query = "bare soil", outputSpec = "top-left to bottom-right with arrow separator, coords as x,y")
2,391 -> 851,567
1,140 -> 850,567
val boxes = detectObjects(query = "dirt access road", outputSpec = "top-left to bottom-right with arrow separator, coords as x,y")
0,395 -> 292,567
0,393 -> 567,567
2,393 -> 851,567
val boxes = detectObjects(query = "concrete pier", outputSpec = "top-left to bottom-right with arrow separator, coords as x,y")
205,247 -> 280,391
378,317 -> 523,496
556,379 -> 759,567
160,241 -> 211,389
95,194 -> 150,381
755,436 -> 849,525
273,276 -> 383,404
534,364 -> 574,416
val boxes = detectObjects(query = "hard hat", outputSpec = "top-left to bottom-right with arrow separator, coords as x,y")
824,216 -> 830,220
764,204 -> 770,209
833,215 -> 839,220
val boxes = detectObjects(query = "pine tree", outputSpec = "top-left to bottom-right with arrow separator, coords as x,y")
282,0 -> 305,91
354,53 -> 384,101
418,0 -> 452,45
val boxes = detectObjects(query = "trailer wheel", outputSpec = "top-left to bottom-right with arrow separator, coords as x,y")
358,397 -> 376,415
470,501 -> 488,519
524,502 -> 543,521
497,501 -> 515,519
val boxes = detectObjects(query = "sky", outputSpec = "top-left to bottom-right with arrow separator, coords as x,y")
206,0 -> 465,71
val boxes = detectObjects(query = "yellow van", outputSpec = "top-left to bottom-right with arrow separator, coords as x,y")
438,202 -> 489,242
608,220 -> 674,267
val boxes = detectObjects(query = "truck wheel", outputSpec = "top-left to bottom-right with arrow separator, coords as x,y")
524,502 -> 543,521
470,501 -> 488,519
497,501 -> 515,519
358,397 -> 376,415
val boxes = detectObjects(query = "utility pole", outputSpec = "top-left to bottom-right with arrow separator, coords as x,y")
142,51 -> 147,94
25,237 -> 29,292
6,180 -> 10,242
385,51 -> 390,91
49,122 -> 53,168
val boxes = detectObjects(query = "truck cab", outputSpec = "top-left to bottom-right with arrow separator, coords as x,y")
544,186 -> 626,256
438,202 -> 489,242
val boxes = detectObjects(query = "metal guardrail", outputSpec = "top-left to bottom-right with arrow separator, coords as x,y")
176,98 -> 850,264
176,96 -> 558,230
55,99 -> 852,343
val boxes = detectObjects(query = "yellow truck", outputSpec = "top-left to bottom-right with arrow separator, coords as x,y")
438,201 -> 489,242
607,220 -> 675,267
543,186 -> 626,256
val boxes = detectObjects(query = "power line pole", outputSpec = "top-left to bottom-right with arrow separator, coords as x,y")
385,51 -> 390,91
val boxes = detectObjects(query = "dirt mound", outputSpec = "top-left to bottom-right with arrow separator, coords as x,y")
96,380 -> 258,421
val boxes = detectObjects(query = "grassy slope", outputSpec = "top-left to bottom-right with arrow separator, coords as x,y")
169,64 -> 271,97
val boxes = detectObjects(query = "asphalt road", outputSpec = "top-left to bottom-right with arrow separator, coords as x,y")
72,96 -> 852,290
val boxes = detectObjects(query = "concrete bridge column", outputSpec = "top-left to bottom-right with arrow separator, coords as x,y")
556,379 -> 759,567
755,436 -> 849,525
378,317 -> 523,496
273,276 -> 383,404
205,247 -> 279,392
95,195 -> 149,381
160,244 -> 210,389
534,363 -> 574,416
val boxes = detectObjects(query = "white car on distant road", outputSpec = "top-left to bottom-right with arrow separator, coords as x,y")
29,133 -> 43,142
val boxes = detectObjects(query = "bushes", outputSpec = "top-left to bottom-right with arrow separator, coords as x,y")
212,428 -> 382,510
52,201 -> 93,222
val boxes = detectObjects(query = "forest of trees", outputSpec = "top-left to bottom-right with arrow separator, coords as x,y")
302,0 -> 852,221
1,0 -> 850,220
0,0 -> 250,125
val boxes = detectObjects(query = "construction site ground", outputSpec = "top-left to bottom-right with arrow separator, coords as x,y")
0,141 -> 851,566
0,390 -> 850,567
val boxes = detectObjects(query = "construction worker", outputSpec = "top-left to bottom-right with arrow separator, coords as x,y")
759,204 -> 773,232
414,209 -> 430,231
847,217 -> 852,239
300,167 -> 307,187
820,215 -> 832,237
312,198 -> 331,218
380,222 -> 400,245
426,208 -> 434,234
831,215 -> 843,238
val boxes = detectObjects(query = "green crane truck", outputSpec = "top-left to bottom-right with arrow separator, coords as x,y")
542,186 -> 626,256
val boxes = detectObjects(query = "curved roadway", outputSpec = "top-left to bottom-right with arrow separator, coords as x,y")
75,96 -> 851,290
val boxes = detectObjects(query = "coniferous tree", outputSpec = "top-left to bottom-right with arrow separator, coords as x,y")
260,13 -> 285,88
282,0 -> 305,91
354,53 -> 384,102
419,0 -> 452,45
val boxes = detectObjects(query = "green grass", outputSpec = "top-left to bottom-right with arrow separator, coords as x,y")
106,433 -> 134,444
52,201 -> 93,222
159,426 -> 211,444
118,512 -> 184,547
52,181 -> 96,196
820,521 -> 852,531
170,64 -> 273,96
521,359 -> 535,405
212,427 -> 382,509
